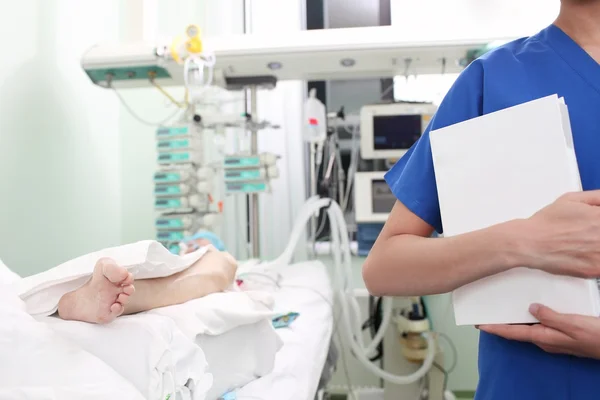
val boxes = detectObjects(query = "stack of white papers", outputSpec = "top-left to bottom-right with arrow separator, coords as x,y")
429,94 -> 600,325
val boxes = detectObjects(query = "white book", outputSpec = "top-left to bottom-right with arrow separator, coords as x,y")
429,94 -> 600,325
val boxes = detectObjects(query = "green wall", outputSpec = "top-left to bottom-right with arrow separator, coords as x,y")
0,0 -> 122,276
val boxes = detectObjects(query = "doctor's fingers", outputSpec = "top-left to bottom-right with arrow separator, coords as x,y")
480,324 -> 572,347
529,304 -> 585,337
526,324 -> 576,348
562,189 -> 600,205
536,343 -> 576,356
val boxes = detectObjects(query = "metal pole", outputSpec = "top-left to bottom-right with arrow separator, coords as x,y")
248,86 -> 260,258
309,143 -> 317,257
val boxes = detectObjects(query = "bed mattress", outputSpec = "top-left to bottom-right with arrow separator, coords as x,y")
234,260 -> 334,400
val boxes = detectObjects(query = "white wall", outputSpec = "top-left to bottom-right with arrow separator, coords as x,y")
0,0 -> 122,276
391,0 -> 560,40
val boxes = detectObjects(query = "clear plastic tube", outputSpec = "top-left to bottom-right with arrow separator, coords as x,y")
327,200 -> 435,384
265,196 -> 435,384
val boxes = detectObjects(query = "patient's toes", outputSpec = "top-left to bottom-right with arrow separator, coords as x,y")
122,284 -> 135,296
122,272 -> 134,286
97,258 -> 129,284
116,293 -> 130,305
109,303 -> 124,317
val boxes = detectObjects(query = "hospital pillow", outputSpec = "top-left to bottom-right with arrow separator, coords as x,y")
17,240 -> 210,317
0,258 -> 21,285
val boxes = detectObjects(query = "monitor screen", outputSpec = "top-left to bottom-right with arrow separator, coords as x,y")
373,114 -> 422,150
371,179 -> 396,214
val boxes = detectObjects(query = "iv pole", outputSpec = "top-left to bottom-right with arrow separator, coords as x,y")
243,0 -> 260,259
248,86 -> 261,258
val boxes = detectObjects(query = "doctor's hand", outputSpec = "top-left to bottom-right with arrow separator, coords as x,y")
480,304 -> 600,360
523,190 -> 600,278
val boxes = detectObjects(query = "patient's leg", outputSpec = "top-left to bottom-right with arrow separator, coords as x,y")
123,248 -> 237,314
57,248 -> 237,324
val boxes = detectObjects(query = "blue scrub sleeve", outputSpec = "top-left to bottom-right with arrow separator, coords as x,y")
384,61 -> 485,233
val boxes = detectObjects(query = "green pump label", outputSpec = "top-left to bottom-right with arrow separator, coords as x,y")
157,139 -> 191,150
156,126 -> 189,137
224,156 -> 260,168
157,231 -> 185,241
224,169 -> 262,181
226,182 -> 267,193
155,185 -> 182,195
155,218 -> 185,228
154,172 -> 181,183
155,198 -> 182,208
158,152 -> 190,163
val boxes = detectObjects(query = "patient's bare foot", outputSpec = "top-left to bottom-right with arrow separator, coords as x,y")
57,258 -> 135,324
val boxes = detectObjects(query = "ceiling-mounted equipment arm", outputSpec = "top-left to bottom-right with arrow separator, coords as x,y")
82,26 -> 513,91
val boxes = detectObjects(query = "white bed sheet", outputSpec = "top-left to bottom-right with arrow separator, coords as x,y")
234,260 -> 334,400
40,313 -> 212,400
0,287 -> 145,400
42,290 -> 282,400
201,318 -> 281,400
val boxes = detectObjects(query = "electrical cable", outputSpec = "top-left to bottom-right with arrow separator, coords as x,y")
340,123 -> 360,212
372,297 -> 384,361
432,362 -> 449,400
421,296 -> 433,331
112,88 -> 183,127
362,296 -> 383,362
149,74 -> 187,109
438,332 -> 459,375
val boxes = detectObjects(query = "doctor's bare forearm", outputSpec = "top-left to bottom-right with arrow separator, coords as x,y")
362,219 -> 529,297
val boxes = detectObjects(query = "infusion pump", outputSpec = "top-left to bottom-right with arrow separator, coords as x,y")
360,102 -> 437,160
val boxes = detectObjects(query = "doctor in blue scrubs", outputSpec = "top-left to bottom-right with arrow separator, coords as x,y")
363,1 -> 600,399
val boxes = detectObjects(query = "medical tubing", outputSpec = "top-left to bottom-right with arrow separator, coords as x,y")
268,195 -> 389,353
270,196 -> 435,384
325,200 -> 387,356
266,196 -> 323,266
325,200 -> 435,384
183,54 -> 215,97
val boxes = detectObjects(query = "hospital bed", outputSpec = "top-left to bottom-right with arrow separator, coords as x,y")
235,260 -> 335,400
6,196 -> 417,400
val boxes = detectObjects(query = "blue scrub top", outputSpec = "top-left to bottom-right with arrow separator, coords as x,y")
384,25 -> 600,400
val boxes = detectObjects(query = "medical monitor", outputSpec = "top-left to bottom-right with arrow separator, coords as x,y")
354,171 -> 396,223
360,102 -> 437,160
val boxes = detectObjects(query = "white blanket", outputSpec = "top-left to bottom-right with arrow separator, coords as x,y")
148,290 -> 278,339
0,287 -> 145,400
40,313 -> 212,400
149,290 -> 283,399
42,290 -> 281,400
17,241 -> 209,317
200,318 -> 282,399
5,246 -> 283,399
